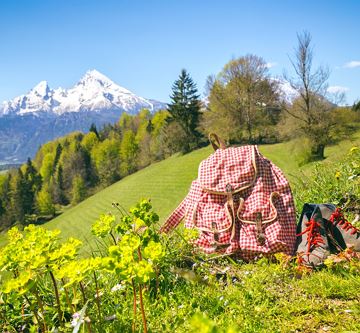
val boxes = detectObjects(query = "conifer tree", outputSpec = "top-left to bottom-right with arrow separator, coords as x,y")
23,158 -> 42,214
50,164 -> 67,205
89,123 -> 100,139
52,143 -> 63,173
9,169 -> 27,223
167,69 -> 202,152
0,198 -> 4,217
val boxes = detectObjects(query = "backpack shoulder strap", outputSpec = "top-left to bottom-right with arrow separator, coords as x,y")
209,133 -> 226,151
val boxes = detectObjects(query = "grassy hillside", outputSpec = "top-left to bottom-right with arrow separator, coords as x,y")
1,131 -> 359,247
1,134 -> 360,332
45,132 -> 360,243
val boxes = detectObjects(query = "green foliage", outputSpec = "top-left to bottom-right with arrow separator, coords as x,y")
0,225 -> 80,294
167,69 -> 202,152
204,54 -> 280,143
36,183 -> 55,216
0,107 -> 190,233
100,199 -> 161,285
91,138 -> 120,185
9,169 -> 27,223
293,146 -> 360,214
0,195 -> 360,332
282,32 -> 358,160
40,152 -> 56,182
71,175 -> 86,205
289,137 -> 314,166
89,123 -> 100,139
82,131 -> 99,152
91,213 -> 115,238
120,130 -> 139,175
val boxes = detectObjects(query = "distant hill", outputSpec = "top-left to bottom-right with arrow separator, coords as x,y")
0,70 -> 166,163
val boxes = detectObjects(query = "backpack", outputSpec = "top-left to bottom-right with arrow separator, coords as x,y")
160,134 -> 297,261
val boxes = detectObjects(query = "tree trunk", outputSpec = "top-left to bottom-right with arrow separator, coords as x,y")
311,143 -> 325,160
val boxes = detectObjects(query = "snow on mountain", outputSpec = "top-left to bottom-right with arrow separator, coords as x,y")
0,70 -> 166,163
276,79 -> 299,103
0,69 -> 165,116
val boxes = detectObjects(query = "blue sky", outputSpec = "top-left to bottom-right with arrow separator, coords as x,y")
0,0 -> 359,104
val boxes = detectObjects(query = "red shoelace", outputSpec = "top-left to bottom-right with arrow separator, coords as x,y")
329,208 -> 359,235
297,218 -> 325,254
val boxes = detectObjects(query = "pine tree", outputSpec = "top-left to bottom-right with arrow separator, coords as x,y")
50,163 -> 68,205
167,69 -> 202,152
23,158 -> 42,214
9,169 -> 27,223
52,143 -> 63,173
0,198 -> 4,217
89,123 -> 100,139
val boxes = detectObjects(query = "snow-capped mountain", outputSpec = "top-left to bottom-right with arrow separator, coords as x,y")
0,69 -> 165,116
276,79 -> 299,103
0,70 -> 166,163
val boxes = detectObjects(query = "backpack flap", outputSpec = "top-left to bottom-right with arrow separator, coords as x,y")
198,145 -> 258,194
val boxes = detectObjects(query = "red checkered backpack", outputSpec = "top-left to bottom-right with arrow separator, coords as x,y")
160,134 -> 297,260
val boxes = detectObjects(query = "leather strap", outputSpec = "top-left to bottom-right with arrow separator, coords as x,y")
209,133 -> 226,151
255,212 -> 266,245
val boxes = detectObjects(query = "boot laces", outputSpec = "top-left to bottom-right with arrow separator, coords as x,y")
329,208 -> 359,235
297,218 -> 325,254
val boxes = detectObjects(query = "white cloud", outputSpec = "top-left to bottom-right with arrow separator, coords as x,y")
344,61 -> 360,68
327,86 -> 349,94
265,62 -> 277,69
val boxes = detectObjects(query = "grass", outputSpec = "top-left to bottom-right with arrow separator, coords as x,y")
146,258 -> 360,332
1,133 -> 360,332
1,132 -> 359,248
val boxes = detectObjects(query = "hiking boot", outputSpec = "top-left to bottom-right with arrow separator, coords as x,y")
296,204 -> 330,267
326,208 -> 360,252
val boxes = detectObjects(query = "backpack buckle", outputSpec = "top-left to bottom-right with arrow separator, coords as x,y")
256,212 -> 266,245
212,222 -> 219,242
226,183 -> 233,193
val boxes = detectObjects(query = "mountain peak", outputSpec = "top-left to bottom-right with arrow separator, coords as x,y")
0,70 -> 166,117
78,69 -> 114,87
31,80 -> 51,97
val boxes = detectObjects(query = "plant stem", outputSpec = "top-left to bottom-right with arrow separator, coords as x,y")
72,285 -> 78,312
86,320 -> 92,333
21,301 -> 25,320
138,283 -> 148,333
33,286 -> 48,332
155,265 -> 159,297
79,281 -> 87,303
62,278 -> 75,313
0,307 -> 7,324
48,269 -> 63,327
24,294 -> 44,333
131,278 -> 137,333
137,248 -> 148,333
109,231 -> 117,245
93,271 -> 102,319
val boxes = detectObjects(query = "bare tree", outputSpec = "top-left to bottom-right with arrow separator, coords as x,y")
284,31 -> 340,159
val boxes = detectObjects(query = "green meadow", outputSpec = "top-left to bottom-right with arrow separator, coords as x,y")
41,131 -> 360,246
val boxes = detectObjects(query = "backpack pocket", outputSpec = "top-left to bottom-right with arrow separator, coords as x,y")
192,201 -> 234,247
